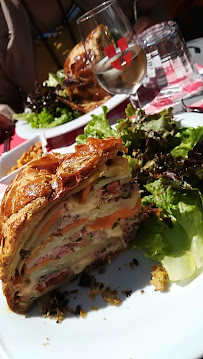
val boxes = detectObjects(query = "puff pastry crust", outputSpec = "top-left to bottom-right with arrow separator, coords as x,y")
63,24 -> 111,113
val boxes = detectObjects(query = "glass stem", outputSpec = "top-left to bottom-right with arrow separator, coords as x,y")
130,93 -> 141,108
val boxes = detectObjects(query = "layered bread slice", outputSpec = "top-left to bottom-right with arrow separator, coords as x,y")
0,138 -> 141,313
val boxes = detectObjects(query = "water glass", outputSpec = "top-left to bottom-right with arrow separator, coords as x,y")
138,21 -> 202,101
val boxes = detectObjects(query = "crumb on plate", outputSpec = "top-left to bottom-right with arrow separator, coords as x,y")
56,308 -> 65,323
88,286 -> 101,300
91,306 -> 98,311
80,309 -> 87,318
150,265 -> 169,291
102,287 -> 121,306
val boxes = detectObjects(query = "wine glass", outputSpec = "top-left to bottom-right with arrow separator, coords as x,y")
77,0 -> 147,106
134,0 -> 138,21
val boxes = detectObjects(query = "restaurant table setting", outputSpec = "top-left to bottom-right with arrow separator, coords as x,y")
1,35 -> 203,156
0,1 -> 203,359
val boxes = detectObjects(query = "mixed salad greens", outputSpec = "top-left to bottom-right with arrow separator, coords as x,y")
76,104 -> 203,282
13,70 -> 81,129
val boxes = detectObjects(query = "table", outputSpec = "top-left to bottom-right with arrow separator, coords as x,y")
0,38 -> 203,157
0,99 -> 129,156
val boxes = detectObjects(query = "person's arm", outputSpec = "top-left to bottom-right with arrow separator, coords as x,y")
0,66 -> 25,115
0,0 -> 35,114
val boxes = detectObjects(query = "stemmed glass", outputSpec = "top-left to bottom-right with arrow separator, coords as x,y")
77,0 -> 146,105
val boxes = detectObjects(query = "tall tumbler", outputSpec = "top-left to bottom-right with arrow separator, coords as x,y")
138,21 -> 202,100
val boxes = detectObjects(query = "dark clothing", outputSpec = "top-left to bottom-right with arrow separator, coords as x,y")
0,0 -> 82,113
0,0 -> 135,115
172,2 -> 203,41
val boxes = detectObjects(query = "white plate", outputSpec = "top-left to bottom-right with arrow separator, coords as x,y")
0,134 -> 47,181
15,94 -> 128,140
0,112 -> 203,359
174,111 -> 203,128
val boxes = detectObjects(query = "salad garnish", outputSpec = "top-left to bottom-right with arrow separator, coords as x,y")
13,74 -> 81,128
76,104 -> 203,282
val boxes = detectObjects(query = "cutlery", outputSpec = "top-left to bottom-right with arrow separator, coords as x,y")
181,99 -> 203,113
3,122 -> 15,153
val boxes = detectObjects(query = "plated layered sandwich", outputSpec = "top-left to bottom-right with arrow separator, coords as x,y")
0,138 -> 141,314
62,24 -> 111,113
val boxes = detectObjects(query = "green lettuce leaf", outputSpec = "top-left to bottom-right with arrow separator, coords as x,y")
123,104 -> 175,137
123,154 -> 142,170
116,105 -> 177,159
13,112 -> 39,126
76,106 -> 118,144
133,179 -> 203,281
171,126 -> 203,158
13,107 -> 79,128
45,69 -> 65,87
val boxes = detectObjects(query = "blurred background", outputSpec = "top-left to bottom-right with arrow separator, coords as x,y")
21,0 -> 203,84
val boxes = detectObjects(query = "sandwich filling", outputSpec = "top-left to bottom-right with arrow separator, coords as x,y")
12,156 -> 140,302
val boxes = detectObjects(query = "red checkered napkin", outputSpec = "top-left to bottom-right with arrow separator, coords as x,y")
142,64 -> 203,114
